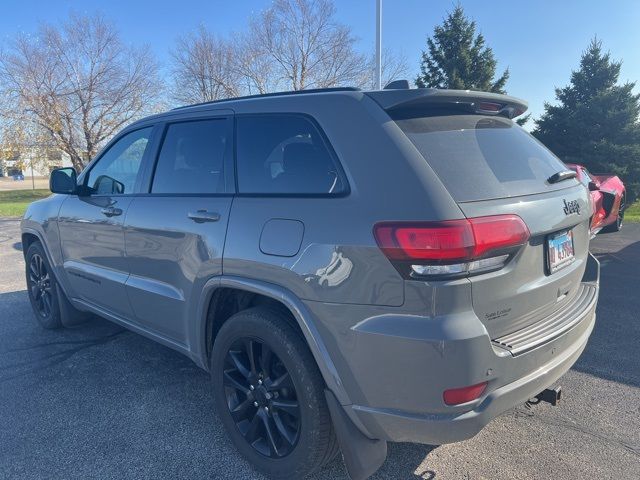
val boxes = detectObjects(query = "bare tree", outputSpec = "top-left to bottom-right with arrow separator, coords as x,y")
171,26 -> 241,104
0,14 -> 161,171
243,0 -> 368,92
358,49 -> 411,89
379,49 -> 411,88
232,30 -> 276,95
169,1 -> 408,101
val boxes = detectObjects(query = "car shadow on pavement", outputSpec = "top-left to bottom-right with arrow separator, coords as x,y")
0,290 -> 127,384
0,289 -> 441,479
377,443 -> 438,479
573,236 -> 640,389
7,226 -> 637,480
315,442 -> 438,479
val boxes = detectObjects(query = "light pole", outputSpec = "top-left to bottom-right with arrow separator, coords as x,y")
375,0 -> 382,90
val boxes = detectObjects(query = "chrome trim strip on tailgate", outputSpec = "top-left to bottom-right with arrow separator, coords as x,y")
492,282 -> 597,356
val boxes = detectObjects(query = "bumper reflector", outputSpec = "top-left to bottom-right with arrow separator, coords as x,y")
443,382 -> 488,406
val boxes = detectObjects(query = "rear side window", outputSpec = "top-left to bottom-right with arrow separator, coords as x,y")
152,119 -> 228,194
236,115 -> 346,195
392,113 -> 572,202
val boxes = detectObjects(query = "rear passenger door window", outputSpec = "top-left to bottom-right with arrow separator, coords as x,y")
152,119 -> 230,194
236,115 -> 346,195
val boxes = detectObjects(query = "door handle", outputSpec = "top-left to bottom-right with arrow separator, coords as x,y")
188,210 -> 221,223
100,207 -> 123,217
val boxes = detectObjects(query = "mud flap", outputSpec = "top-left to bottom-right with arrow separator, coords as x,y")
324,390 -> 387,480
57,284 -> 91,327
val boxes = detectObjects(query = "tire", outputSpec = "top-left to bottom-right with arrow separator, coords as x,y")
25,241 -> 90,329
25,241 -> 63,329
211,307 -> 338,479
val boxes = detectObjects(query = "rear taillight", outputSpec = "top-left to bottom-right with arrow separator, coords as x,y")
373,215 -> 529,278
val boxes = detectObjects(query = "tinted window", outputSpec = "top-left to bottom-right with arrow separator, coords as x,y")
236,115 -> 345,194
152,119 -> 228,194
86,127 -> 152,194
393,113 -> 573,202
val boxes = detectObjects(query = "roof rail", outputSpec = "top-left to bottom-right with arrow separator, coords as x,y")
172,87 -> 361,111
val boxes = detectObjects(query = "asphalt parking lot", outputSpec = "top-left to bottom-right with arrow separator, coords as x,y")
1,217 -> 638,479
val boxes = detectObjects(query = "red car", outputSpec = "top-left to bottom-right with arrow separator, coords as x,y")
566,163 -> 626,233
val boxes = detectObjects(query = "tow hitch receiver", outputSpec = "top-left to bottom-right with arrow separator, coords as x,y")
532,386 -> 562,406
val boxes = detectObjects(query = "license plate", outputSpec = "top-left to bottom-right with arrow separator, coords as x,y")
547,229 -> 575,273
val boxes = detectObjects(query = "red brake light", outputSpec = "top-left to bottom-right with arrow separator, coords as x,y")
374,221 -> 474,261
469,215 -> 530,257
373,215 -> 529,263
476,102 -> 502,112
443,382 -> 488,406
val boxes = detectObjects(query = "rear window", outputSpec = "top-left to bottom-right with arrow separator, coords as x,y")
392,113 -> 573,202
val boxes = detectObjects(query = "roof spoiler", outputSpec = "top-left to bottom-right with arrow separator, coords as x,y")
366,88 -> 528,119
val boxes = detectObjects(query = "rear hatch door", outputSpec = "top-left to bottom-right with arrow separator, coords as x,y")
390,107 -> 592,339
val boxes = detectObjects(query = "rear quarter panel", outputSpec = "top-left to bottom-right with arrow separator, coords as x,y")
223,92 -> 465,306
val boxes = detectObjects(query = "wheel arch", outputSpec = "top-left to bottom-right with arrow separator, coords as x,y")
21,229 -> 62,287
195,275 -> 351,406
21,231 -> 40,257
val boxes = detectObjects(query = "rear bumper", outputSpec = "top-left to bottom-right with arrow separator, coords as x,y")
351,301 -> 595,444
306,253 -> 599,444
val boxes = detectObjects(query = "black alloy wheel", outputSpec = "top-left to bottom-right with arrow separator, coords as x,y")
223,337 -> 301,458
27,252 -> 54,318
212,307 -> 339,478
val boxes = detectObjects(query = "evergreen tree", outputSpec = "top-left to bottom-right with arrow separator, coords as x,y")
533,39 -> 640,199
415,5 -> 509,93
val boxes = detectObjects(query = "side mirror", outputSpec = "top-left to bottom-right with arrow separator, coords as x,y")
93,175 -> 124,195
50,167 -> 77,194
588,181 -> 599,191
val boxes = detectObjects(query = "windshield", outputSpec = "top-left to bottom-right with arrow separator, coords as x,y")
393,112 -> 574,202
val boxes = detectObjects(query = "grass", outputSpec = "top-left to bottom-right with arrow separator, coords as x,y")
625,199 -> 640,223
0,189 -> 51,217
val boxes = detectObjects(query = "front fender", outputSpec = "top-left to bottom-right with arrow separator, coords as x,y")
20,195 -> 72,297
20,225 -> 72,299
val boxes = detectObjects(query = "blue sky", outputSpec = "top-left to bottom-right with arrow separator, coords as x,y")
2,0 -> 640,124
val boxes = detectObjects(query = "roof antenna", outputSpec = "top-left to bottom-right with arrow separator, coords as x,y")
384,80 -> 410,90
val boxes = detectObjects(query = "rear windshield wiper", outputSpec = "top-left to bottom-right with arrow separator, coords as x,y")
547,170 -> 577,184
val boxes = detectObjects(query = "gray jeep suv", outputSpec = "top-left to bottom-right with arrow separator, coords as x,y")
21,86 -> 599,479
